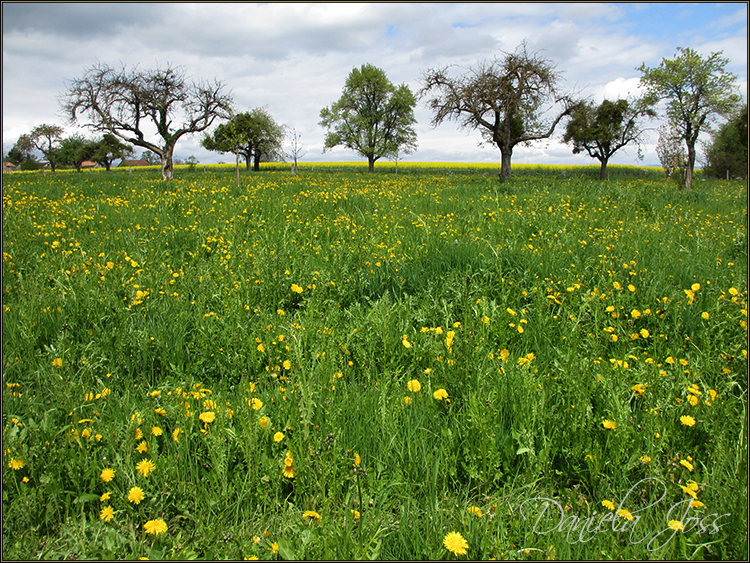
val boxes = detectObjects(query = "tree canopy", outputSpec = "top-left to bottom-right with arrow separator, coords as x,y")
202,108 -> 285,172
638,47 -> 741,189
90,133 -> 134,171
420,42 -> 577,180
28,124 -> 65,171
703,104 -> 747,179
62,62 -> 233,180
319,64 -> 417,172
563,98 -> 655,180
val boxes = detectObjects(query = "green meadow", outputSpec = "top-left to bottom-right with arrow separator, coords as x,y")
2,166 -> 747,560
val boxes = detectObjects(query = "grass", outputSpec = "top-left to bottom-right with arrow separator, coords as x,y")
2,167 -> 747,560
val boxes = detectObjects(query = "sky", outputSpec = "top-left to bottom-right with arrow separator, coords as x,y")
2,2 -> 747,167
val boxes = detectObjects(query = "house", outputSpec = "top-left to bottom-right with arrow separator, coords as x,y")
119,159 -> 151,167
2,162 -> 18,173
81,160 -> 99,169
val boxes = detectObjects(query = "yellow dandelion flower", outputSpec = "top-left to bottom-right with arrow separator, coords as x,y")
136,441 -> 148,453
433,388 -> 449,401
668,519 -> 684,531
273,432 -> 285,442
135,427 -> 143,440
270,542 -> 279,554
467,506 -> 483,518
8,457 -> 25,470
602,419 -> 618,430
613,282 -> 622,290
631,309 -> 641,319
691,283 -> 701,292
628,284 -> 636,292
680,459 -> 694,472
291,284 -> 303,294
680,485 -> 698,499
443,531 -> 469,556
601,500 -> 615,511
687,395 -> 699,406
640,455 -> 652,463
251,398 -> 263,410
303,510 -> 321,521
256,343 -> 265,353
136,459 -> 156,477
259,416 -> 269,429
640,328 -> 650,338
282,451 -> 296,479
407,380 -> 421,392
354,452 -> 361,466
631,383 -> 647,396
144,519 -> 168,535
99,506 -> 115,522
351,509 -> 361,520
127,487 -> 145,505
403,396 -> 412,405
691,500 -> 705,508
151,426 -> 163,437
199,411 -> 216,424
172,428 -> 182,442
282,360 -> 292,370
51,358 -> 62,368
100,468 -> 115,482
617,509 -> 634,521
680,415 -> 696,427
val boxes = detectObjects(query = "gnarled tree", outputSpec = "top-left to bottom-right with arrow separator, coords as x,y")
420,42 -> 577,180
563,97 -> 655,180
29,124 -> 65,171
62,63 -> 233,180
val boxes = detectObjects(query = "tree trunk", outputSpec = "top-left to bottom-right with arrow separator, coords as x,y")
368,156 -> 375,173
235,152 -> 240,186
599,158 -> 608,181
161,145 -> 174,180
685,142 -> 696,190
499,148 -> 512,181
253,152 -> 261,172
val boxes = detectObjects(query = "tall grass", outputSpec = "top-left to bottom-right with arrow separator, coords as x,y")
2,169 -> 746,559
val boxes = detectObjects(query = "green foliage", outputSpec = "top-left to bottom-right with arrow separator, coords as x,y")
563,98 -> 655,180
57,135 -> 95,172
638,47 -> 742,189
320,64 -> 417,171
703,105 -> 748,179
2,170 -> 747,559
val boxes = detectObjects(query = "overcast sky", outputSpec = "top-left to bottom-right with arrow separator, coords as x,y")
2,2 -> 747,166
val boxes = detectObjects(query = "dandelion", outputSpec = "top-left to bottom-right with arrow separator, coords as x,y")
680,415 -> 696,427
144,519 -> 168,535
259,416 -> 269,429
51,358 -> 62,367
402,396 -> 412,405
154,407 -> 167,416
631,383 -> 647,397
172,428 -> 182,442
291,284 -> 304,294
640,455 -> 652,463
135,427 -> 144,440
251,398 -> 263,410
151,426 -> 163,437
282,451 -> 296,479
128,487 -> 145,505
628,284 -> 636,292
351,509 -> 361,520
680,459 -> 695,472
617,509 -> 634,521
199,411 -> 216,424
691,283 -> 701,292
137,441 -> 148,453
640,328 -> 650,338
136,459 -> 156,477
354,452 -> 361,466
691,500 -> 705,508
613,282 -> 622,290
601,500 -> 615,511
269,542 -> 279,554
282,360 -> 292,370
100,492 -> 111,502
433,388 -> 449,401
631,309 -> 641,318
257,343 -> 265,353
467,506 -> 483,518
680,485 -> 698,499
443,531 -> 469,556
602,420 -> 618,430
303,510 -> 321,521
99,506 -> 114,522
701,312 -> 710,320
407,380 -> 421,392
668,520 -> 684,531
688,395 -> 699,406
149,390 -> 161,398
100,468 -> 115,482
8,458 -> 24,470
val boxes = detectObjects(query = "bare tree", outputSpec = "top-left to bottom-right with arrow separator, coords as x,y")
287,128 -> 306,175
655,123 -> 686,181
420,42 -> 578,180
62,63 -> 233,180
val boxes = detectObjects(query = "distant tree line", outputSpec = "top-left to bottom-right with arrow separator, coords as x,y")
4,44 -> 744,187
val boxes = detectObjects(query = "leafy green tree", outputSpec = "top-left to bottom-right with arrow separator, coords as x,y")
202,108 -> 285,172
90,133 -> 134,171
5,134 -> 34,165
58,135 -> 95,172
703,105 -> 747,179
563,98 -> 655,180
420,42 -> 576,180
62,63 -> 233,180
29,124 -> 65,171
638,47 -> 741,189
320,64 -> 417,172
